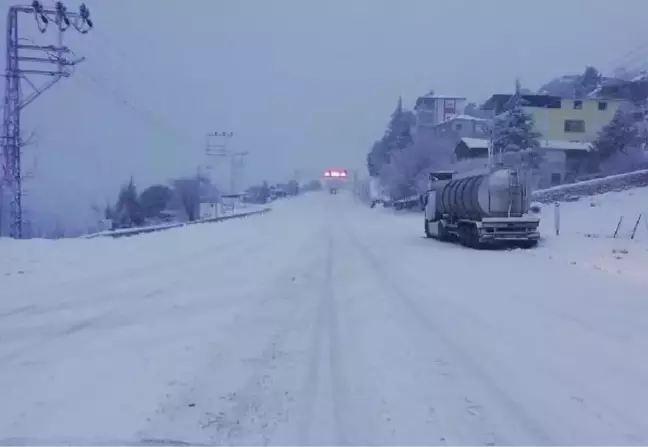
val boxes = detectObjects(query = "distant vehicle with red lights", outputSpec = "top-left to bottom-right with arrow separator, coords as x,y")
323,168 -> 348,194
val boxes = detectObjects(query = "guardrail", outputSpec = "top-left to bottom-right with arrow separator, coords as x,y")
84,207 -> 271,239
532,169 -> 648,203
392,195 -> 422,211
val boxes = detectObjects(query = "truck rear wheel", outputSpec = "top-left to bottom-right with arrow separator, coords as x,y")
459,224 -> 481,249
469,225 -> 483,249
458,225 -> 470,247
437,221 -> 449,241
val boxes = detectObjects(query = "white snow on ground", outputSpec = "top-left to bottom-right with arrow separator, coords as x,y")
2,190 -> 648,445
533,186 -> 648,287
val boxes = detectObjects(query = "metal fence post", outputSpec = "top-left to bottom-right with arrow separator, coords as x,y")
554,202 -> 560,236
614,216 -> 624,238
631,214 -> 642,240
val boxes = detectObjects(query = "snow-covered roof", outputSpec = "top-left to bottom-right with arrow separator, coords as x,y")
460,137 -> 489,149
439,114 -> 489,124
459,138 -> 593,152
632,71 -> 648,82
420,92 -> 466,99
539,140 -> 593,151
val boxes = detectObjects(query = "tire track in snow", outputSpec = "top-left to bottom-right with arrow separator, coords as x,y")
298,229 -> 348,445
345,224 -> 554,446
135,229 -> 329,445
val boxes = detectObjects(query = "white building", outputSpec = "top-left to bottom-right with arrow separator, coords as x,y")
430,114 -> 490,138
453,137 -> 593,189
413,91 -> 467,133
199,202 -> 221,220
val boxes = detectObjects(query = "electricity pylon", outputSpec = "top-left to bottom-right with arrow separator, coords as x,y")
1,1 -> 93,238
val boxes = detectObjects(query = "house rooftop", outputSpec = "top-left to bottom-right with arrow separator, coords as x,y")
540,139 -> 593,151
482,94 -> 562,111
420,94 -> 466,99
460,137 -> 489,149
458,137 -> 592,152
437,114 -> 489,124
415,94 -> 466,108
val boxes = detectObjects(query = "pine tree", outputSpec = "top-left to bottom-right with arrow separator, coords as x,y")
367,140 -> 389,177
385,96 -> 414,152
112,177 -> 144,228
576,66 -> 602,98
366,96 -> 414,177
592,107 -> 639,161
492,80 -> 542,169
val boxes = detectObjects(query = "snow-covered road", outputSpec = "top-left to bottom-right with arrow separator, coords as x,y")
2,192 -> 648,445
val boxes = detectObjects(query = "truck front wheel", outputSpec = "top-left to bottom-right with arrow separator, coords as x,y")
437,221 -> 449,241
424,220 -> 433,238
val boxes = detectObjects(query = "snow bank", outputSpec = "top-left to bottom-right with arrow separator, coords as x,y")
0,208 -> 272,294
534,185 -> 648,286
84,206 -> 270,239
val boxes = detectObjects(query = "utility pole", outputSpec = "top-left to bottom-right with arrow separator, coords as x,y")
229,150 -> 248,194
1,1 -> 93,238
204,131 -> 233,192
488,124 -> 494,171
204,131 -> 248,195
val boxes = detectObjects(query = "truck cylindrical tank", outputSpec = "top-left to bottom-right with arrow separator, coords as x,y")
435,168 -> 527,219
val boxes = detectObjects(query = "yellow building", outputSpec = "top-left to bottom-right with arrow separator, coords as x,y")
482,94 -> 625,142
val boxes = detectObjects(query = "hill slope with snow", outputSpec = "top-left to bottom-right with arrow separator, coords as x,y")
534,185 -> 648,286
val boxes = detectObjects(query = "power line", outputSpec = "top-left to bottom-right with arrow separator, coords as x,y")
601,38 -> 648,76
74,68 -> 195,146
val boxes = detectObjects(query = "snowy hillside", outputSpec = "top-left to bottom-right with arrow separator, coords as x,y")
533,186 -> 648,286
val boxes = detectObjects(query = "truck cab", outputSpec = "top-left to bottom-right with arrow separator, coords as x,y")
422,171 -> 454,220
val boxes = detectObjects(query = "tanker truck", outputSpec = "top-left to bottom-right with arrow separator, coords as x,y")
422,168 -> 540,248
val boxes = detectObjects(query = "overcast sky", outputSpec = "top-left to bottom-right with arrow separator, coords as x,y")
3,0 -> 648,231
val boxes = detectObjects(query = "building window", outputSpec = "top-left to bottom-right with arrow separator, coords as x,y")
455,123 -> 463,131
573,100 -> 583,109
444,99 -> 456,114
598,101 -> 608,111
564,119 -> 585,133
551,173 -> 561,186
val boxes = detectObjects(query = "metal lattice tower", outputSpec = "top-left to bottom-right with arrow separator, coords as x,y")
204,131 -> 232,174
1,1 -> 93,238
204,131 -> 233,193
204,131 -> 248,194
